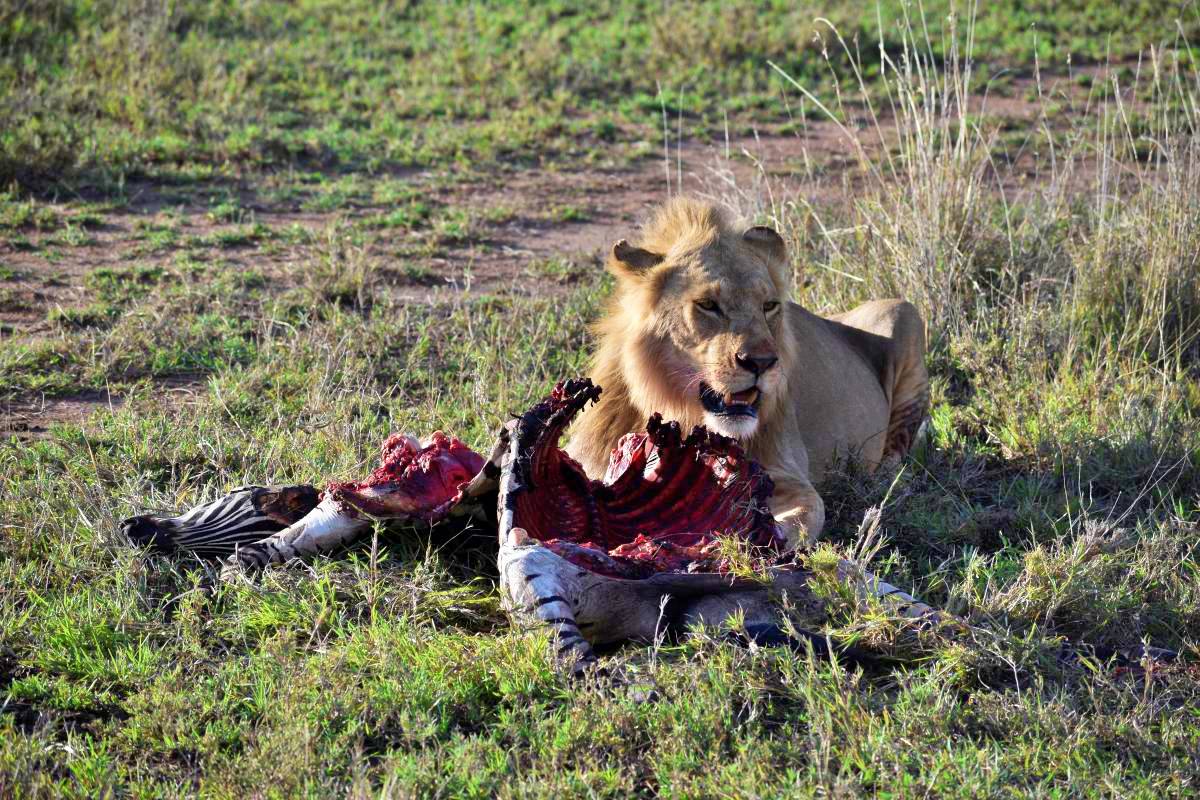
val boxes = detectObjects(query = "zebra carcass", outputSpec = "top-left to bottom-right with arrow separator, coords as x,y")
487,379 -> 941,671
124,379 -> 942,672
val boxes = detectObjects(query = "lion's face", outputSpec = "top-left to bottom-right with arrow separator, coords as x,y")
607,223 -> 793,441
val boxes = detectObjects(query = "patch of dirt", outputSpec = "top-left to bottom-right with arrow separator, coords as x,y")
0,391 -> 124,439
410,122 -> 902,301
0,134 -> 813,327
0,71 -> 1117,321
0,62 -> 1160,435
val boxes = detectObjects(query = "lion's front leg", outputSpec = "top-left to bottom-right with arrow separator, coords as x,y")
769,476 -> 825,550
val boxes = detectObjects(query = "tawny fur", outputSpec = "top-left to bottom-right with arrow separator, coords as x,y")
565,197 -> 930,548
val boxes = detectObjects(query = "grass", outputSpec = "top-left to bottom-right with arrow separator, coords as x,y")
3,1 -> 1198,190
4,1 -> 1200,797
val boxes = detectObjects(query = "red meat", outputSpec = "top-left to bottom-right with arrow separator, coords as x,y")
326,432 -> 486,522
502,379 -> 786,578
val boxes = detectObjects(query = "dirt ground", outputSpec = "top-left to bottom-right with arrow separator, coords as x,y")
0,65 -> 1129,438
0,130 -> 829,437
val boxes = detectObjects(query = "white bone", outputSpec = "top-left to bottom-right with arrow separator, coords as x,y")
224,495 -> 369,574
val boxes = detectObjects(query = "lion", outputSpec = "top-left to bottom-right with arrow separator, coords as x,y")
565,197 -> 929,547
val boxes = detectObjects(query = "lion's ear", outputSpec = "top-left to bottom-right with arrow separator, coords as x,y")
743,226 -> 792,294
608,239 -> 664,278
742,226 -> 786,261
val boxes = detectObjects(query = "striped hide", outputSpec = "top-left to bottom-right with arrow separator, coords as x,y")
122,485 -> 320,559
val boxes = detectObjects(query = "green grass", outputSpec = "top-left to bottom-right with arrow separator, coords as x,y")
4,1 -> 1200,797
3,1 -> 1198,189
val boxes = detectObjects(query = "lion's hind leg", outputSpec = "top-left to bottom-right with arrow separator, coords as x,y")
880,302 -> 930,462
833,299 -> 930,463
883,386 -> 929,463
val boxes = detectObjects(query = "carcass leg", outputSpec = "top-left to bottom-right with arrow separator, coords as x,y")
225,495 -> 370,571
499,534 -> 948,672
122,485 -> 320,558
498,528 -> 668,673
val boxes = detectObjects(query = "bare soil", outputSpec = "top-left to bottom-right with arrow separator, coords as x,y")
0,65 -> 1143,434
0,391 -> 123,439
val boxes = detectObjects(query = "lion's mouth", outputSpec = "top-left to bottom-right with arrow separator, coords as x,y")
699,382 -> 760,417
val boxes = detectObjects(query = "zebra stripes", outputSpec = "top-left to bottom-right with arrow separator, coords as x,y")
498,530 -> 603,673
226,494 -> 371,571
122,485 -> 319,559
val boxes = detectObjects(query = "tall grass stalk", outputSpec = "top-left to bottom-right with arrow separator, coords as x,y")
757,4 -> 1200,372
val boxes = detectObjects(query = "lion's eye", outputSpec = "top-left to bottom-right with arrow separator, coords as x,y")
763,301 -> 780,314
695,299 -> 721,315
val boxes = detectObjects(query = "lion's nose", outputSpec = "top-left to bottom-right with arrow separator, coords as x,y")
735,352 -> 778,375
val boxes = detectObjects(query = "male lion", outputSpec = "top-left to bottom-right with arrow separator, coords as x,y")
566,197 -> 929,547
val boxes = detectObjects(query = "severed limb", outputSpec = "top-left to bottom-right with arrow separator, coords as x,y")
130,427 -> 505,574
222,432 -> 488,574
122,485 -> 320,559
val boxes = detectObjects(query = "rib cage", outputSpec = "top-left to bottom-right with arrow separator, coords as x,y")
503,378 -> 786,578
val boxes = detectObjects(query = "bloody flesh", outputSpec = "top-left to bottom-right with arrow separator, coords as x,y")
321,379 -> 785,578
503,379 -> 786,578
326,432 -> 486,522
